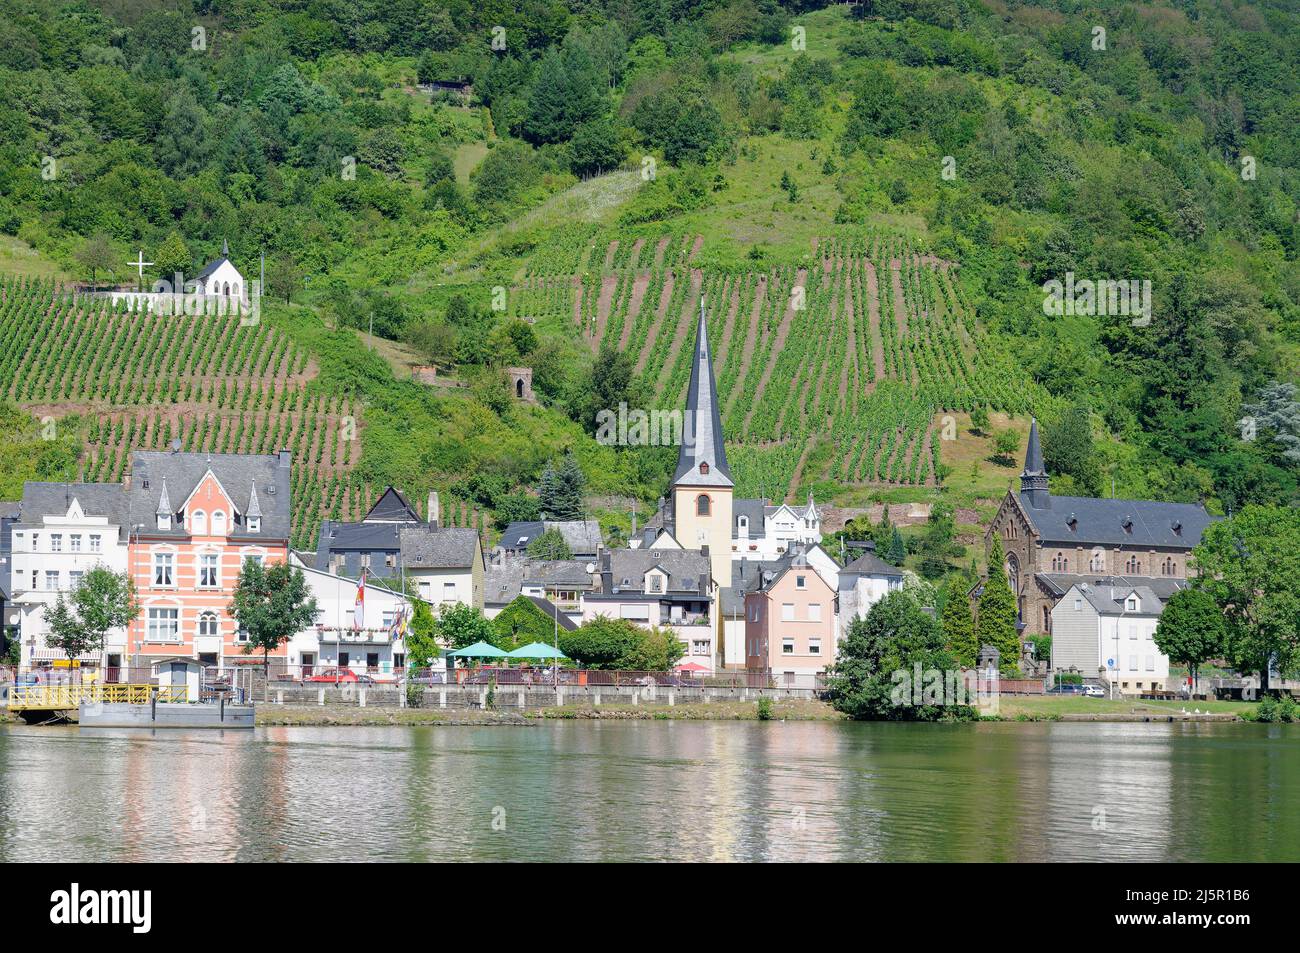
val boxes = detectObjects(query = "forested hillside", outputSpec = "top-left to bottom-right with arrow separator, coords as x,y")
1,0 -> 1298,548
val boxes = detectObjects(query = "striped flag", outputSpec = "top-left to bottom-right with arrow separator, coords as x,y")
353,570 -> 366,629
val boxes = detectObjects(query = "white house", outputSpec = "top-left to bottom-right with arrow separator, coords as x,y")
1050,582 -> 1171,695
287,561 -> 439,681
8,483 -> 130,676
836,551 -> 906,643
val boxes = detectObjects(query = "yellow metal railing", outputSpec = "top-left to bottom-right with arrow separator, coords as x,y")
7,683 -> 188,711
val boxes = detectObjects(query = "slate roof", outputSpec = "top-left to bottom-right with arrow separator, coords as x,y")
499,521 -> 544,551
672,301 -> 733,488
1036,573 -> 1188,604
129,450 -> 291,540
1067,582 -> 1165,616
484,557 -> 594,607
365,487 -> 421,523
15,483 -> 130,540
841,551 -> 905,577
195,240 -> 236,282
1019,492 -> 1219,547
399,526 -> 479,569
598,548 -> 710,596
499,520 -> 602,556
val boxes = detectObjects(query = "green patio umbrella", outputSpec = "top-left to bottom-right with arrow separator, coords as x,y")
448,641 -> 509,658
506,642 -> 569,660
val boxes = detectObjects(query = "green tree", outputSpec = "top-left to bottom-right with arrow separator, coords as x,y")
825,590 -> 974,721
570,117 -> 626,176
992,428 -> 1020,465
268,255 -> 304,304
434,602 -> 501,651
977,538 -> 1020,674
527,527 -> 573,560
1153,588 -> 1226,696
559,616 -> 682,670
404,600 -> 439,671
1043,403 -> 1101,495
228,560 -> 319,675
153,230 -> 191,284
941,580 -> 977,667
492,595 -> 562,649
74,233 -> 116,290
43,567 -> 139,670
524,46 -> 604,145
537,450 -> 585,520
970,405 -> 990,434
1193,506 -> 1300,691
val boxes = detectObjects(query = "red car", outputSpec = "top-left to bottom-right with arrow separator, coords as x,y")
303,668 -> 374,685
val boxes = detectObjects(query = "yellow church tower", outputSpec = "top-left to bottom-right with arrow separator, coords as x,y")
671,299 -> 734,590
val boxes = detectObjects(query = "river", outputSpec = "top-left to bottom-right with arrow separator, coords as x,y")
1,721 -> 1295,862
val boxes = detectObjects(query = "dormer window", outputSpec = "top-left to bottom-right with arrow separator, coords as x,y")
1121,516 -> 1133,534
191,510 -> 207,535
699,462 -> 709,475
158,513 -> 171,531
1126,595 -> 1138,612
1067,514 -> 1077,531
248,516 -> 260,533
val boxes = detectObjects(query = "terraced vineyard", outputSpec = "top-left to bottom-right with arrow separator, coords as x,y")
519,230 -> 1051,501
0,276 -> 493,548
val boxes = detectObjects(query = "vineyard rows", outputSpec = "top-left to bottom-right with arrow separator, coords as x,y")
537,230 -> 1051,500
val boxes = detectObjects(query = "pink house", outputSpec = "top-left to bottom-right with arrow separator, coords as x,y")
125,450 -> 291,671
744,551 -> 836,682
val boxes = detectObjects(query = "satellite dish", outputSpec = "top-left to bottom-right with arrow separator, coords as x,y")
585,562 -> 596,574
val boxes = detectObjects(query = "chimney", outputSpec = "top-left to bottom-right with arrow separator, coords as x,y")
428,491 -> 440,527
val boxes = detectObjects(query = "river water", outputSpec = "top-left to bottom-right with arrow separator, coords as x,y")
1,721 -> 1295,862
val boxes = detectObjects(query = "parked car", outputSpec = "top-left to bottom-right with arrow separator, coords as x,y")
407,670 -> 446,685
1045,683 -> 1085,695
304,668 -> 374,685
1082,684 -> 1106,698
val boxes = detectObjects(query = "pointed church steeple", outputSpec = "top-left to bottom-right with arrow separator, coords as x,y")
673,297 -> 732,488
1020,417 -> 1049,509
221,237 -> 230,257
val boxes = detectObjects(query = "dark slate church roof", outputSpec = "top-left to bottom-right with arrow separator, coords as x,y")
1014,417 -> 1219,548
1020,493 -> 1217,547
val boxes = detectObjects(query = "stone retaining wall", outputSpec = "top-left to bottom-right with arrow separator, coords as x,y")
264,684 -> 819,711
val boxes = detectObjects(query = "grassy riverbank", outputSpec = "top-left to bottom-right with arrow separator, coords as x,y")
255,705 -> 535,727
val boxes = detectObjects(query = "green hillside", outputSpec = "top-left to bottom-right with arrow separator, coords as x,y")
1,0 -> 1299,550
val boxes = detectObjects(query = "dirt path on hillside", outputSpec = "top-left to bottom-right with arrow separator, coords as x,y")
571,275 -> 583,328
603,241 -> 619,271
655,268 -> 703,395
723,276 -> 767,421
713,279 -> 742,375
591,274 -> 619,348
653,236 -> 670,269
688,235 -> 703,261
864,261 -> 886,385
841,264 -> 858,417
634,271 -> 675,375
619,271 -> 652,351
628,237 -> 646,270
785,435 -> 817,503
743,267 -> 806,438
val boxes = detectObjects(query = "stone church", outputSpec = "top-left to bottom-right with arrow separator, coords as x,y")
985,419 -> 1220,636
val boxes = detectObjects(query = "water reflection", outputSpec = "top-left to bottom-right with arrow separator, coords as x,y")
0,722 -> 1295,862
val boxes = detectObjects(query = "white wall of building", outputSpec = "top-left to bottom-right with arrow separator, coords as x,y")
9,508 -> 128,669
